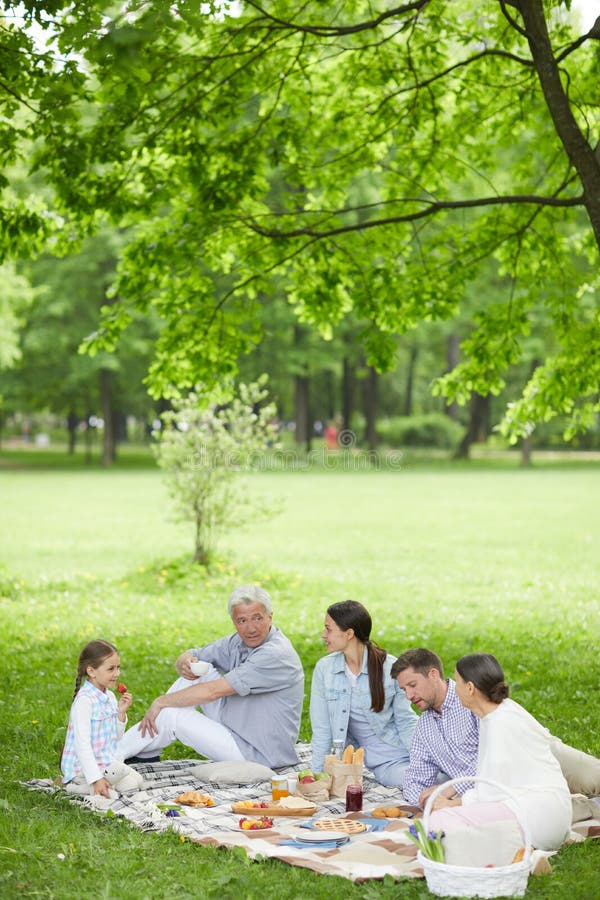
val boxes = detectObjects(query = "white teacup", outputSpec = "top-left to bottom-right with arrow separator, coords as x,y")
287,777 -> 297,795
189,659 -> 211,677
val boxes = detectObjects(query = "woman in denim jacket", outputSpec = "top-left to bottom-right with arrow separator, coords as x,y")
310,600 -> 417,787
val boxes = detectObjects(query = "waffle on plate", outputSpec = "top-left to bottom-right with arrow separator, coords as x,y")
312,817 -> 366,834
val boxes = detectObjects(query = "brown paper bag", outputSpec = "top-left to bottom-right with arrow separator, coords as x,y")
323,754 -> 364,799
295,774 -> 331,803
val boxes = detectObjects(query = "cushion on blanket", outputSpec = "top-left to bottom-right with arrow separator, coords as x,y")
571,794 -> 599,823
551,740 -> 600,796
189,760 -> 275,785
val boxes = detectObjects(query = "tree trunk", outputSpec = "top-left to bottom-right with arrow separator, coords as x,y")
100,368 -> 115,467
194,512 -> 210,566
324,370 -> 335,422
403,344 -> 418,416
112,411 -> 127,460
520,358 -> 540,467
85,408 -> 93,464
342,357 -> 355,433
516,0 -> 600,248
454,392 -> 490,459
445,334 -> 460,420
521,435 -> 533,467
363,365 -> 378,451
67,411 -> 78,454
294,374 -> 311,452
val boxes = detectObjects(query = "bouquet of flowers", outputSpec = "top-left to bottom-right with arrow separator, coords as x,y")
407,819 -> 445,862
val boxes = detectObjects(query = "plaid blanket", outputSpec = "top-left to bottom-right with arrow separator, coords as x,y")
22,744 -> 600,884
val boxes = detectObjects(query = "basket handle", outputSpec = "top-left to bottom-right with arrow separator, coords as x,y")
421,776 -> 532,862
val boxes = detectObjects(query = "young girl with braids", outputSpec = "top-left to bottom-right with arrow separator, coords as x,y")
310,600 -> 417,787
61,639 -> 133,797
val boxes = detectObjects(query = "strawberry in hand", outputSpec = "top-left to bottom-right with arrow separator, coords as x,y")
116,682 -> 132,722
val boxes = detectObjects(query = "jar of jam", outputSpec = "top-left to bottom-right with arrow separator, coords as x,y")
271,776 -> 289,802
345,782 -> 363,812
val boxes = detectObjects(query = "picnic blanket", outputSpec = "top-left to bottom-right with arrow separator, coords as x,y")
22,744 -> 600,884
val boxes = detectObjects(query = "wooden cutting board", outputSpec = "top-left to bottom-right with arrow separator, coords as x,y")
231,801 -> 317,816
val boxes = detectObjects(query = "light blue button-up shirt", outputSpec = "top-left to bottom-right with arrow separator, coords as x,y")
309,648 -> 417,776
193,626 -> 304,768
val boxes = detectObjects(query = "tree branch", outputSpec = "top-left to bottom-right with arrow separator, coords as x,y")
244,193 -> 584,240
0,77 -> 39,113
499,0 -> 529,38
509,0 -> 600,248
556,18 -> 600,63
241,1 -> 431,37
374,46 -> 532,115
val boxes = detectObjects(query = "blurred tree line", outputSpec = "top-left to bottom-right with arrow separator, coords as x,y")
0,2 -> 598,462
3,211 -> 595,463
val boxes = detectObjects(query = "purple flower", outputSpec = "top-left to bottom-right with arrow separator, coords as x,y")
409,824 -> 419,838
166,809 -> 180,817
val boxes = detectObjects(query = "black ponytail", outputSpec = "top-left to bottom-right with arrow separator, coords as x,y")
327,601 -> 387,712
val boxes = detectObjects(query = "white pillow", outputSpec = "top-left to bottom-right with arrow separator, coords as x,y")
189,760 -> 275,785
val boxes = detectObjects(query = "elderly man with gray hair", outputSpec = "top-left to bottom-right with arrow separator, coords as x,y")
117,585 -> 304,768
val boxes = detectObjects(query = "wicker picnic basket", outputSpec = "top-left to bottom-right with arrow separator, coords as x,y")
418,777 -> 531,898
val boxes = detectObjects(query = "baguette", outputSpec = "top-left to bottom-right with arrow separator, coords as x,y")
342,744 -> 354,764
352,747 -> 364,766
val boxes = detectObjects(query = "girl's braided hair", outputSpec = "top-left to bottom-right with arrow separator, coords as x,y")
60,639 -> 119,771
72,639 -> 118,700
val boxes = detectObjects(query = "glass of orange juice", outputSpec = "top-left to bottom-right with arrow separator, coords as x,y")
271,776 -> 289,801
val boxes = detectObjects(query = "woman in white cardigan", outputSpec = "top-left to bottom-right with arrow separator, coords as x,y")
431,652 -> 572,852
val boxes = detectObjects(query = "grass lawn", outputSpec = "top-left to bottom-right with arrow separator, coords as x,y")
1,448 -> 599,898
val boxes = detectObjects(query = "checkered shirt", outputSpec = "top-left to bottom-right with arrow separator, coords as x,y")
401,679 -> 479,805
61,681 -> 119,783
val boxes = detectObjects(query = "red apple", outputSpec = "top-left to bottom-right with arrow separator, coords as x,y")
299,775 -> 316,784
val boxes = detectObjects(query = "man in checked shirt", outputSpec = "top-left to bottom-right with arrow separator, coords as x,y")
391,648 -> 478,809
391,647 -> 600,812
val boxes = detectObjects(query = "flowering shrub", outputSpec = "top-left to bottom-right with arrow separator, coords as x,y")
154,377 -> 279,564
407,819 -> 445,862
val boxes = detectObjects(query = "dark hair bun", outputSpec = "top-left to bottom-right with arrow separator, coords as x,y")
489,681 -> 510,703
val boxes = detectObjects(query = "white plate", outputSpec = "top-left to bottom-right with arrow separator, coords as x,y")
296,831 -> 350,844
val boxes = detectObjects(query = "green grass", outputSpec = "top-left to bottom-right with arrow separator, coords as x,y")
1,450 -> 599,898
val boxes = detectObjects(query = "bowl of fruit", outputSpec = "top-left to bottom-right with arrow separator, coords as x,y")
295,769 -> 331,801
239,816 -> 274,831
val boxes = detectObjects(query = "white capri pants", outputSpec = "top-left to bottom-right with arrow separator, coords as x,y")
116,666 -> 245,762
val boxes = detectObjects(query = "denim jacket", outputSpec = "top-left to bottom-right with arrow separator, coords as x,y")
309,648 -> 417,772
